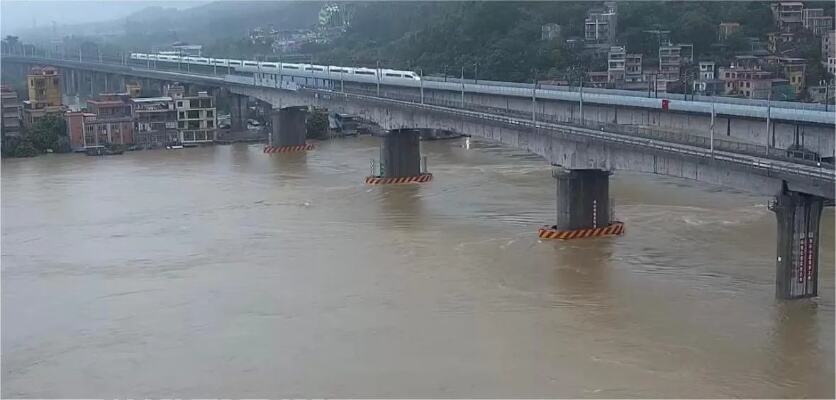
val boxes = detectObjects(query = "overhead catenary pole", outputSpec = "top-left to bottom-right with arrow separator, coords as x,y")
376,60 -> 381,96
766,89 -> 771,152
461,66 -> 465,108
710,98 -> 715,157
419,68 -> 424,104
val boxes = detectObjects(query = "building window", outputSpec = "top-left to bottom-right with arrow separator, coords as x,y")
206,110 -> 213,118
187,110 -> 199,119
177,101 -> 183,107
207,120 -> 214,128
178,121 -> 185,128
178,111 -> 185,119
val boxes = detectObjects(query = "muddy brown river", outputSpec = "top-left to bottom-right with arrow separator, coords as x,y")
2,137 -> 833,397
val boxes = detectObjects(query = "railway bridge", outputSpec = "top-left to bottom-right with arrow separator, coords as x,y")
3,53 -> 834,299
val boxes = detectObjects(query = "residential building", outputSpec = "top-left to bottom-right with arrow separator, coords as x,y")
175,91 -> 217,144
22,66 -> 66,129
165,83 -> 186,99
826,57 -> 836,75
170,42 -> 202,56
699,61 -> 716,80
718,22 -> 741,41
777,58 -> 806,95
607,46 -> 626,83
823,30 -> 835,60
83,93 -> 134,147
27,66 -> 62,106
692,79 -> 725,96
131,97 -> 178,148
719,66 -> 765,96
126,82 -> 142,98
767,32 -> 797,54
658,42 -> 682,86
65,111 -> 95,150
802,8 -> 833,36
541,23 -> 561,41
584,3 -> 617,45
807,84 -> 835,103
771,2 -> 804,32
1,85 -> 22,140
625,53 -> 643,82
586,71 -> 610,88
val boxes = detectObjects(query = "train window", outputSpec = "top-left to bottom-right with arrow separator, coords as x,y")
355,71 -> 375,75
214,60 -> 225,64
230,61 -> 241,65
283,66 -> 299,70
305,67 -> 324,71
263,64 -> 278,68
244,62 -> 257,66
331,69 -> 348,73
385,73 -> 403,78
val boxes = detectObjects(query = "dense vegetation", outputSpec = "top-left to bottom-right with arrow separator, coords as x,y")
2,115 -> 70,158
304,1 -> 833,82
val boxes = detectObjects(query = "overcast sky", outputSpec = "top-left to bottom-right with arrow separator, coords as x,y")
1,0 -> 204,35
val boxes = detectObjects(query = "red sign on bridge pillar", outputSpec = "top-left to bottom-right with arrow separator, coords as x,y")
661,99 -> 670,110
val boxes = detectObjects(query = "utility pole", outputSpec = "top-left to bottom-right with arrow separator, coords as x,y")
766,89 -> 772,152
461,66 -> 465,108
474,62 -> 478,84
710,98 -> 715,157
579,72 -> 585,124
376,60 -> 381,96
419,68 -> 424,104
532,77 -> 537,126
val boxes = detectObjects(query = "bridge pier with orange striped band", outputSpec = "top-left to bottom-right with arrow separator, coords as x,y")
263,144 -> 315,153
365,173 -> 433,185
538,221 -> 624,240
366,128 -> 431,185
265,105 -> 311,154
540,167 -> 623,240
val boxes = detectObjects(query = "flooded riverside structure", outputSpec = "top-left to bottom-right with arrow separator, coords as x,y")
1,138 -> 833,397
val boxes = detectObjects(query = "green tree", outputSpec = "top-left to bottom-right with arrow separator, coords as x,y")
305,109 -> 329,140
28,115 -> 68,153
12,139 -> 38,158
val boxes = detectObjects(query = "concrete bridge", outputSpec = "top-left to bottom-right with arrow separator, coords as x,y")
3,54 -> 834,299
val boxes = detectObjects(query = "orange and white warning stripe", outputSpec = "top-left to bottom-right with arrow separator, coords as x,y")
365,173 -> 433,185
538,221 -> 624,240
263,144 -> 315,153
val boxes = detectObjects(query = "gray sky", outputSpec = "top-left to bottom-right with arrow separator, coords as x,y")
0,0 -> 204,35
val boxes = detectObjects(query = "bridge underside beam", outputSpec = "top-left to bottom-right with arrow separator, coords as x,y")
772,188 -> 824,299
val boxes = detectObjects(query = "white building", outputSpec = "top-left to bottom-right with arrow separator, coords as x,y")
175,91 -> 217,144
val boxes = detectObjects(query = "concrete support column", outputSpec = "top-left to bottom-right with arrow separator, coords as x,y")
270,106 -> 307,147
554,169 -> 612,231
381,128 -> 422,178
772,189 -> 824,299
230,94 -> 249,132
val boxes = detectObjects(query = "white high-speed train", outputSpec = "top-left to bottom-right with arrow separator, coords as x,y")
129,52 -> 421,81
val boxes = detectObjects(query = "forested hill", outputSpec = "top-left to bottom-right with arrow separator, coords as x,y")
305,1 -> 834,82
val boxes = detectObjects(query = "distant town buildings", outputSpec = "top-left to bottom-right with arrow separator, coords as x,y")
1,85 -> 22,141
175,92 -> 217,144
802,8 -> 834,36
131,96 -> 178,148
584,2 -> 617,46
771,2 -> 804,32
541,23 -> 561,41
22,66 -> 66,129
718,22 -> 741,41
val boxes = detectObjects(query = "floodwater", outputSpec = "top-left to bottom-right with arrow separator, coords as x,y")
2,137 -> 833,397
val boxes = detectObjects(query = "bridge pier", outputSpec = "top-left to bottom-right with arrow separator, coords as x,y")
230,94 -> 249,132
366,128 -> 432,184
539,168 -> 623,240
771,188 -> 825,299
264,106 -> 312,153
